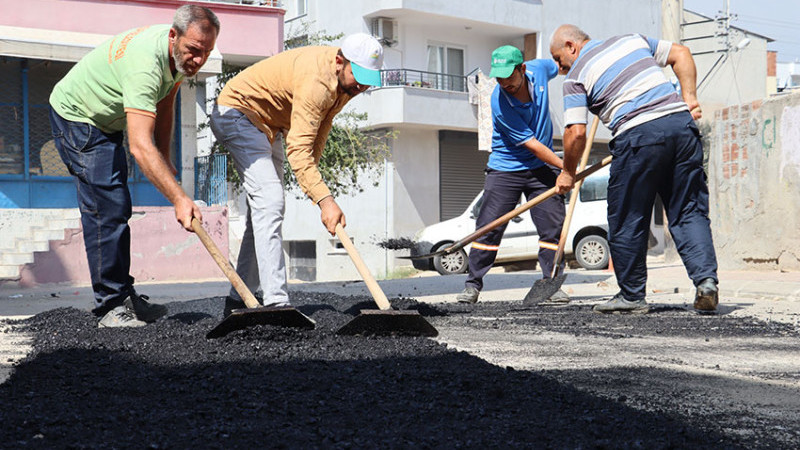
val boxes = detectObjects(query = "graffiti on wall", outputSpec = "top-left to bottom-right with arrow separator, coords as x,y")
762,116 -> 775,156
780,106 -> 800,180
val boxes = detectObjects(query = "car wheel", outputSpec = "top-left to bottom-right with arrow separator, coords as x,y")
433,247 -> 468,275
575,235 -> 609,270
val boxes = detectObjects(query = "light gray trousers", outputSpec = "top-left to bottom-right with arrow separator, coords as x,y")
209,105 -> 290,306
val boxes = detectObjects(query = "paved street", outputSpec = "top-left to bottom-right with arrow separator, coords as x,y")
2,261 -> 800,444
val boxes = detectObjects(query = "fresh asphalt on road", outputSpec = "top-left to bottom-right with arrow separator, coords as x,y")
2,261 -> 800,446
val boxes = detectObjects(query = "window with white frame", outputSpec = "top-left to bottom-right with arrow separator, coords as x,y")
426,44 -> 465,91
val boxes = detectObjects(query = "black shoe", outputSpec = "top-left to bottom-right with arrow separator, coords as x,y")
593,293 -> 649,314
223,296 -> 246,317
694,278 -> 719,312
124,292 -> 168,323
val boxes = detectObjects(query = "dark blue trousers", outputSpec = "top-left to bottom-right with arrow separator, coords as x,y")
49,108 -> 134,313
466,165 -> 565,291
608,111 -> 718,301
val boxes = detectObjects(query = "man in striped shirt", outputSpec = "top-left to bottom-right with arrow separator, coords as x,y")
549,24 -> 719,313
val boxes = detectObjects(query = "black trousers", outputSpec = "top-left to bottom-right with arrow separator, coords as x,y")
608,111 -> 718,300
465,165 -> 565,291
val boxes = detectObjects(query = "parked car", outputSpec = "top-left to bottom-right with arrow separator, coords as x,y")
410,166 -> 612,275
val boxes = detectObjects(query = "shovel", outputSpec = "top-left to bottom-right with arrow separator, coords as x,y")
334,224 -> 438,337
191,218 -> 315,339
523,116 -> 600,305
402,154 -> 613,262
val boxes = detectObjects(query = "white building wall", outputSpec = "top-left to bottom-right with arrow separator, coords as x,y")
683,10 -> 768,110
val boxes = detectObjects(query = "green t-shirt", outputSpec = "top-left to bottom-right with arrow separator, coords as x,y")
49,24 -> 183,133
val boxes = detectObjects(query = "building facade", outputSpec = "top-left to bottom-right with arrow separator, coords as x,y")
277,0 -> 663,282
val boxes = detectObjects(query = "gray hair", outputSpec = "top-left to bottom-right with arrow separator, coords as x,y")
173,5 -> 220,36
550,24 -> 590,50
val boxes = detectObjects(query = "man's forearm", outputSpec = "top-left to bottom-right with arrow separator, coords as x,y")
523,138 -> 563,169
130,141 -> 187,204
562,124 -> 586,175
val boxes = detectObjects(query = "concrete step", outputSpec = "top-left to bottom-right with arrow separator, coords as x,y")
0,252 -> 34,265
31,228 -> 66,242
0,265 -> 19,279
46,218 -> 81,230
13,239 -> 50,254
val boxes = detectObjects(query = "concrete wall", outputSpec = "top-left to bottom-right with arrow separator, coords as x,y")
708,91 -> 800,271
17,206 -> 229,287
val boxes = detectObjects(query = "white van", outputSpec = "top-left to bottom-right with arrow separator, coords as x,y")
410,166 -> 611,275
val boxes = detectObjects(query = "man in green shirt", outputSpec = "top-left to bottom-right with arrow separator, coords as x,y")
48,5 -> 219,327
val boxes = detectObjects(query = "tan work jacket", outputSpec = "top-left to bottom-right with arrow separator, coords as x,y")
218,46 -> 352,203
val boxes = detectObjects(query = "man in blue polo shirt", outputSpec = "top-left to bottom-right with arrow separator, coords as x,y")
457,45 -> 566,304
550,24 -> 719,313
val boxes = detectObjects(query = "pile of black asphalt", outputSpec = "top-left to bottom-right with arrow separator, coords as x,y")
1,292 -> 795,448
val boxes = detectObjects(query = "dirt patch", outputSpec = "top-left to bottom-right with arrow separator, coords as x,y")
0,292 -> 794,448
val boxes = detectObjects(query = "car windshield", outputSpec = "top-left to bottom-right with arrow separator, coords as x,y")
580,171 -> 609,202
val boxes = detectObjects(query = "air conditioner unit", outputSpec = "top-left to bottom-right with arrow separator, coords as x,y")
371,17 -> 397,46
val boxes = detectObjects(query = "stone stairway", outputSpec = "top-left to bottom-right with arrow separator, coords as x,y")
0,209 -> 82,280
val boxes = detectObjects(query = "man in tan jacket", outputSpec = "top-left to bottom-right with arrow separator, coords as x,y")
210,33 -> 383,314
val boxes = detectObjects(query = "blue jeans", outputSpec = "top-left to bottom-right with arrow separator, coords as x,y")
49,108 -> 133,314
608,111 -> 718,301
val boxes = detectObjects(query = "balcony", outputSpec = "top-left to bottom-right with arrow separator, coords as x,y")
363,0 -> 541,36
381,69 -> 466,92
348,69 -> 476,131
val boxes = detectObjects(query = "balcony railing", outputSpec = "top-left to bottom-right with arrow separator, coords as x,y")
380,69 -> 467,93
198,0 -> 282,7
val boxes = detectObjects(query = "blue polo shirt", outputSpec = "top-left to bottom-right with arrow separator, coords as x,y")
489,59 -> 558,172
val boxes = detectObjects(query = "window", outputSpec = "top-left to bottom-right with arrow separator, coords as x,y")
426,44 -> 465,91
295,0 -> 306,17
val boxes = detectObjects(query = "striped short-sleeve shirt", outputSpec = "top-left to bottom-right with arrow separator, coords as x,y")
562,34 -> 688,137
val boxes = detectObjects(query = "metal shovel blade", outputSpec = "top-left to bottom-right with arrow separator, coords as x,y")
207,306 -> 316,339
397,246 -> 454,261
522,274 -> 567,305
337,309 -> 438,337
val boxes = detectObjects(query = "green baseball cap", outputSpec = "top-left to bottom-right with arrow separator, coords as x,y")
489,45 -> 523,78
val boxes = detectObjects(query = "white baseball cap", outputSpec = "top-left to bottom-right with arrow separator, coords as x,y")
340,33 -> 384,87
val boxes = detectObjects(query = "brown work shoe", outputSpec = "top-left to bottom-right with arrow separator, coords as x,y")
456,287 -> 480,304
694,278 -> 719,312
593,293 -> 649,314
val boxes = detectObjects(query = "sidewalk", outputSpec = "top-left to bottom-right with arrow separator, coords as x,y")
2,260 -> 800,317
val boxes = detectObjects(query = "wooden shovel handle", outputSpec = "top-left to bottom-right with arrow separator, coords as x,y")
552,116 -> 600,277
192,217 -> 259,309
335,223 -> 392,311
446,155 -> 613,255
